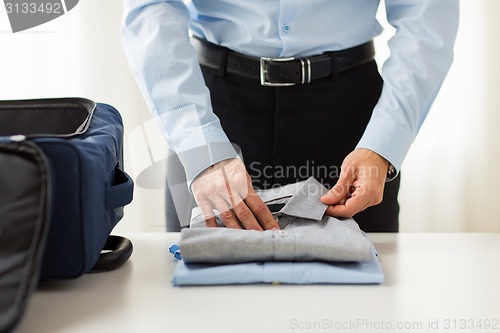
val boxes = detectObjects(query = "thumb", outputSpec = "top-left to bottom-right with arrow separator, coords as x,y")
321,171 -> 354,205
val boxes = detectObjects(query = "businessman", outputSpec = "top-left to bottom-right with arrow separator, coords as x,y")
121,0 -> 459,232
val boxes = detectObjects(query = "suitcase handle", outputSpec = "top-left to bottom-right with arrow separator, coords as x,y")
91,236 -> 133,273
106,167 -> 134,210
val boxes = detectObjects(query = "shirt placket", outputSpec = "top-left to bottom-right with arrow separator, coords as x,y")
277,0 -> 295,57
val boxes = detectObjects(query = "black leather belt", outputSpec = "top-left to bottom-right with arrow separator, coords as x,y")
192,36 -> 375,86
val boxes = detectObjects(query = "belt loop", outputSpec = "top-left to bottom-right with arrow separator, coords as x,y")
328,53 -> 339,81
217,48 -> 229,78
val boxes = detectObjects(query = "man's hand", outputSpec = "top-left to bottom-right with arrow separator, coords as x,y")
321,148 -> 389,218
192,158 -> 279,230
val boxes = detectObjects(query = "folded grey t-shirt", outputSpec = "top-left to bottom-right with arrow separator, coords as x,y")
180,177 -> 373,264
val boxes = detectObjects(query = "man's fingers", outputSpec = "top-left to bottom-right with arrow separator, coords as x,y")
244,191 -> 279,230
210,198 -> 242,229
199,203 -> 218,227
192,159 -> 280,231
232,173 -> 278,230
232,199 -> 263,231
321,172 -> 354,205
325,194 -> 369,218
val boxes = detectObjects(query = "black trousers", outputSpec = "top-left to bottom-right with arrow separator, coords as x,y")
166,60 -> 400,232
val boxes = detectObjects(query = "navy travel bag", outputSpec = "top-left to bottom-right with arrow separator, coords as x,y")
0,98 -> 134,280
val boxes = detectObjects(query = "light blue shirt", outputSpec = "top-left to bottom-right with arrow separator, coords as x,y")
171,248 -> 384,286
121,0 -> 459,187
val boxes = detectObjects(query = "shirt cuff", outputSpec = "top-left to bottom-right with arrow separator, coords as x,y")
175,125 -> 240,191
355,113 -> 414,181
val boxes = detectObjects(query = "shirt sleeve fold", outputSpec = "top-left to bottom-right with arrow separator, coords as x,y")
120,0 -> 238,189
356,0 -> 459,174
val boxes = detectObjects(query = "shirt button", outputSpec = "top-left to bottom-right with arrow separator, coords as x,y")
282,24 -> 290,33
278,230 -> 288,237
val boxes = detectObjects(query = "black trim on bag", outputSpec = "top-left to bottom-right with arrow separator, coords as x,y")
0,97 -> 96,138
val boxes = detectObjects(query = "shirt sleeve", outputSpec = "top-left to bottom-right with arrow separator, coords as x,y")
120,0 -> 239,189
355,0 -> 459,176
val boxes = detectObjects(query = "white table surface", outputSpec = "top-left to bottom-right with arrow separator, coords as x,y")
17,233 -> 500,333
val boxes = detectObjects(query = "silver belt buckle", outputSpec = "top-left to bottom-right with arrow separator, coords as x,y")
260,56 -> 312,86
